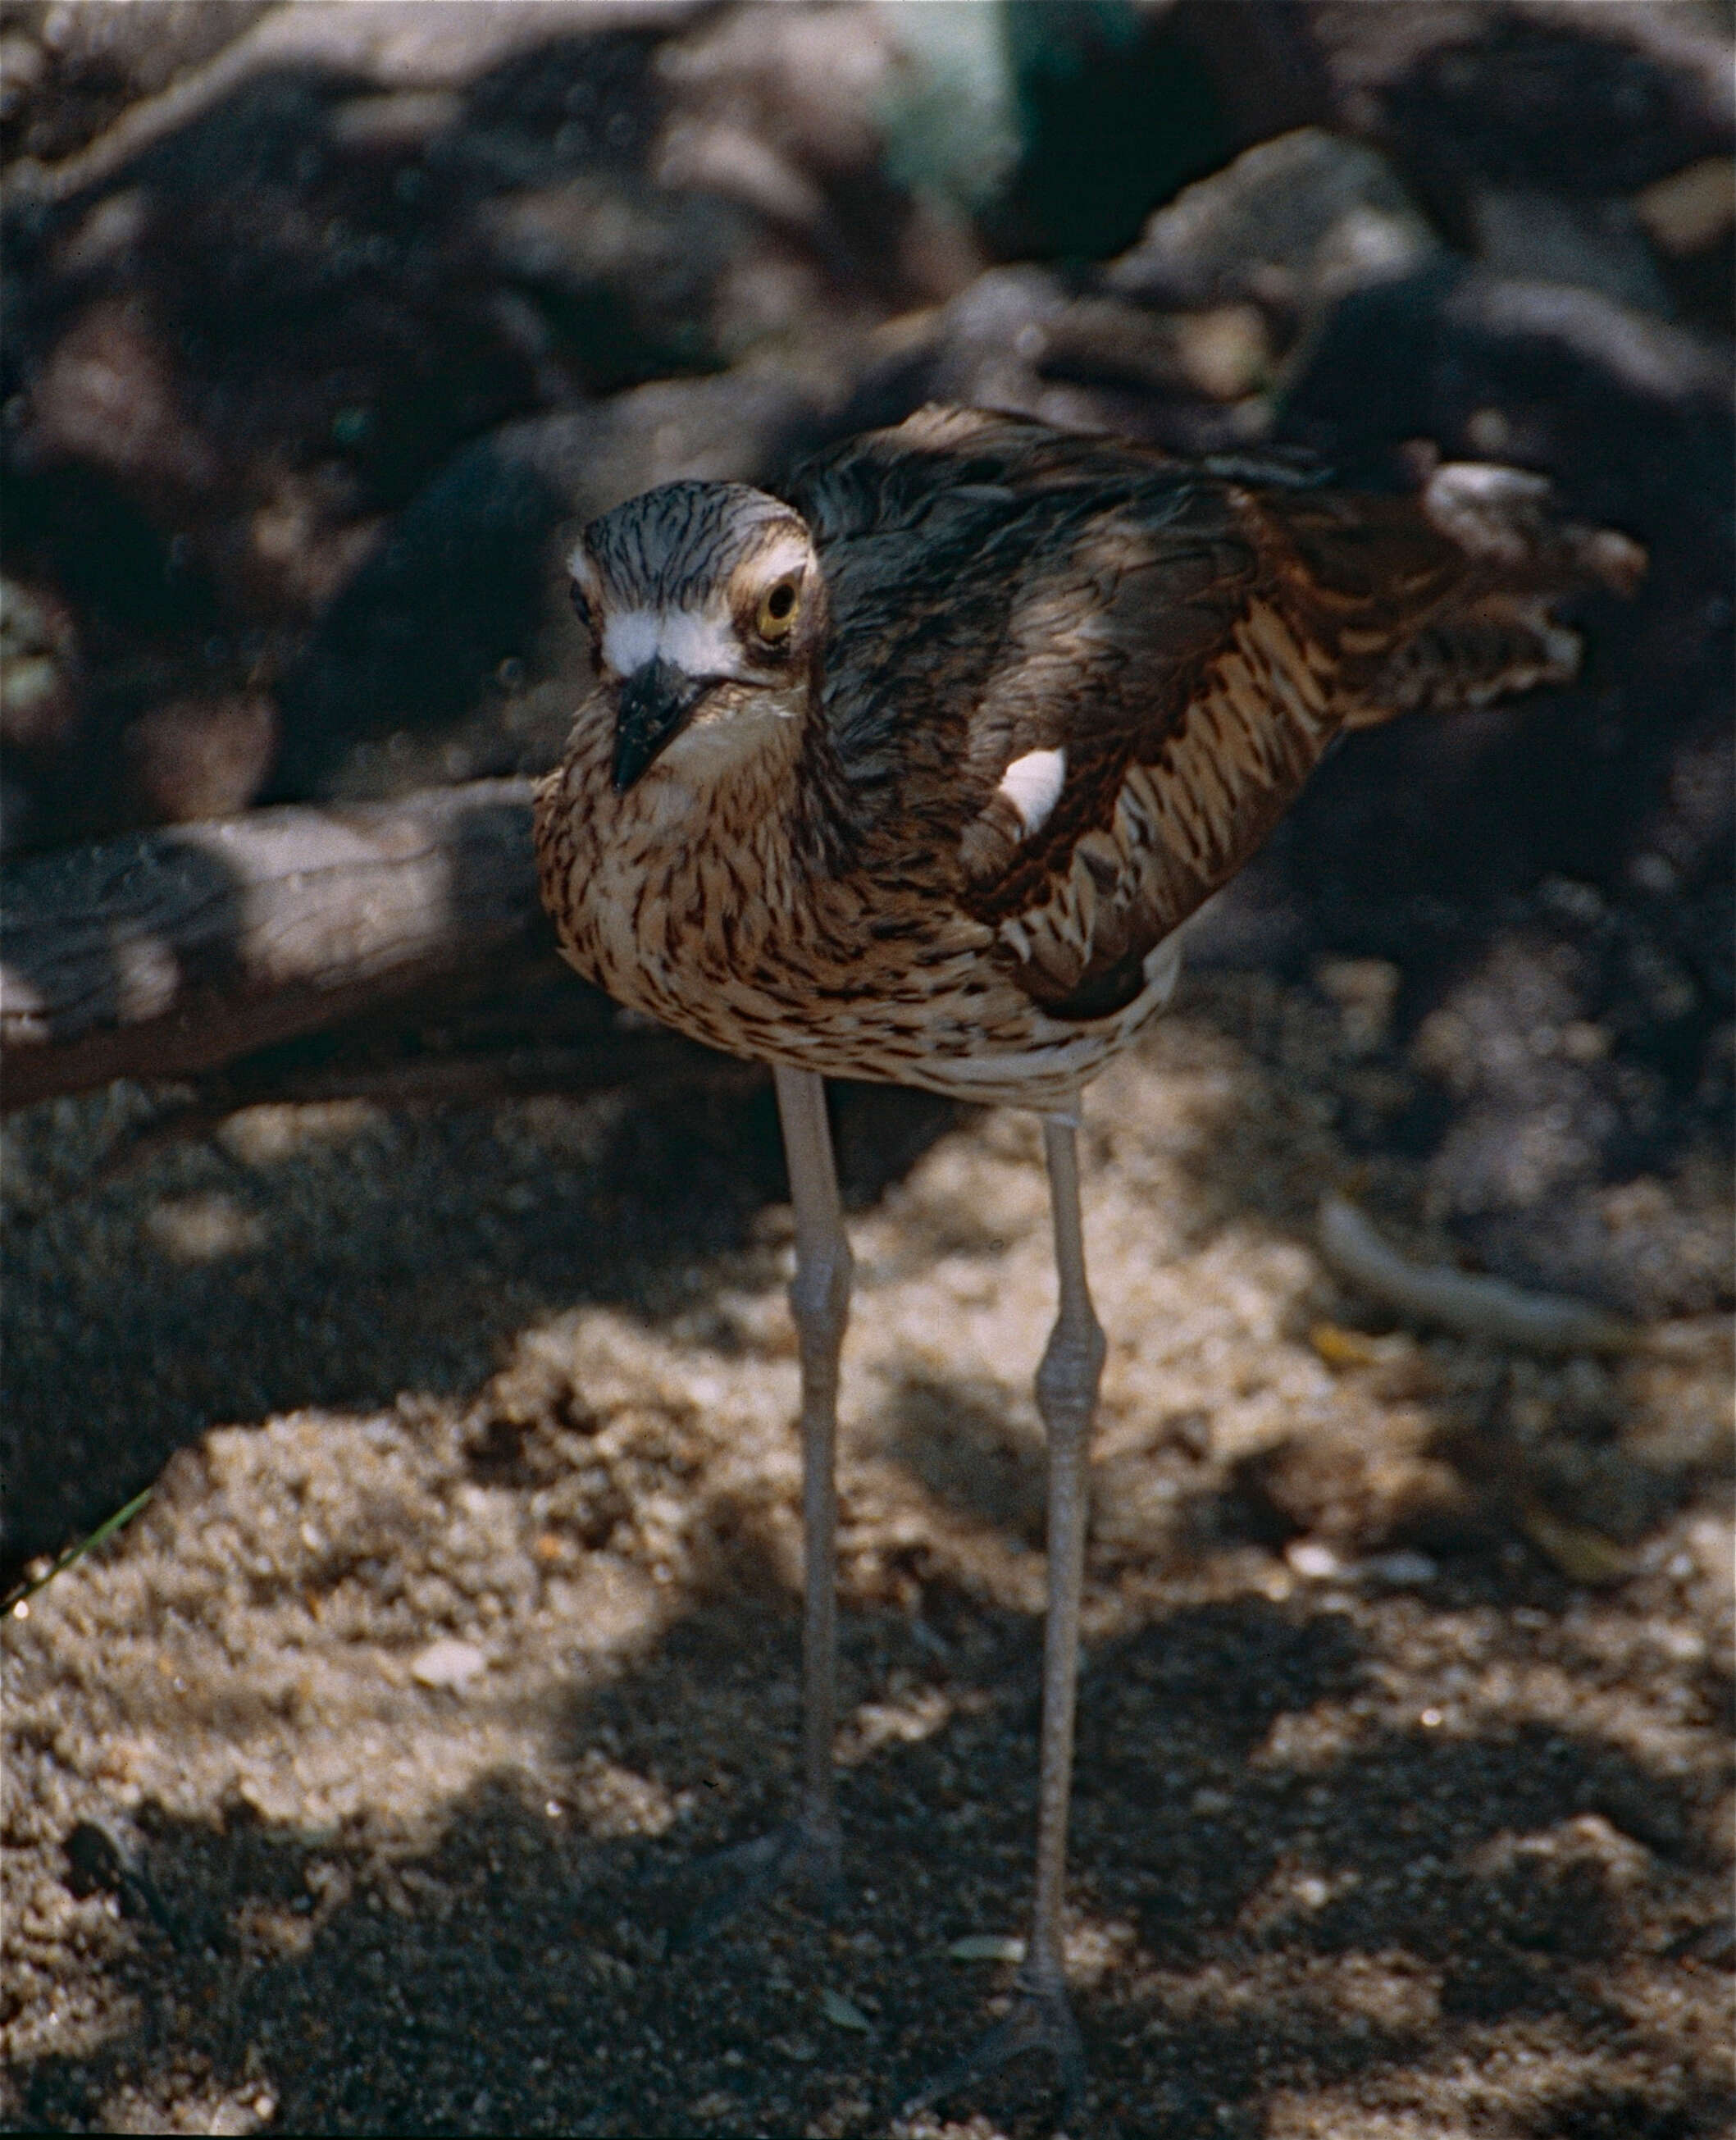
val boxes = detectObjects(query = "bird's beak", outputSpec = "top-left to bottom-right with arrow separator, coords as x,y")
612,656 -> 708,792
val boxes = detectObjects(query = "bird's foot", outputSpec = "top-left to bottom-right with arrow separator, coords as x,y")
664,1806 -> 842,1951
901,1969 -> 1086,2134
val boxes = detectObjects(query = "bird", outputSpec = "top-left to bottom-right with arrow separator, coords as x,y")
533,404 -> 1642,2124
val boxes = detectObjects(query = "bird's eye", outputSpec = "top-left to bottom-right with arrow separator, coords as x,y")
569,580 -> 595,634
755,577 -> 800,643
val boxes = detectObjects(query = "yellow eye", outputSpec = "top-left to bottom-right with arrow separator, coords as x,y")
755,577 -> 800,642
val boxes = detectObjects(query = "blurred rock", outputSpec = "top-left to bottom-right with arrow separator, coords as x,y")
5,2 -> 1062,849
1258,240 -> 1730,1312
659,0 -> 982,306
1468,188 -> 1674,317
25,294 -> 219,497
0,0 -> 271,167
0,573 -> 84,856
992,0 -> 1333,259
1233,1420 -> 1479,1555
1106,125 -> 1439,340
1413,908 -> 1732,1316
124,691 -> 277,823
476,175 -> 760,381
3,3 -> 708,193
1280,265 -> 1734,592
839,264 -> 1262,458
0,576 -> 80,752
859,126 -> 1445,463
1636,152 -> 1736,256
1308,0 -> 1735,225
1634,154 -> 1736,333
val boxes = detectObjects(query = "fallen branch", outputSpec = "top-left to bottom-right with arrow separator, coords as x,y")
1,781 -> 565,1111
1317,1192 -> 1636,1354
4,2 -> 694,212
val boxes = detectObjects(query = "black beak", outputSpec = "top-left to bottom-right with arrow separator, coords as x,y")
612,656 -> 707,792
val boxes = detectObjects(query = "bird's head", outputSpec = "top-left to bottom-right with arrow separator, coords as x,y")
568,481 -> 825,794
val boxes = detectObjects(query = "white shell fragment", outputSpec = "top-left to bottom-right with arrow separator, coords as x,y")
410,1637 -> 489,1689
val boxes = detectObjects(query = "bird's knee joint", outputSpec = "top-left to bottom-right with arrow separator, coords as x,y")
1037,1312 -> 1105,1386
1035,1313 -> 1105,1437
790,1238 -> 853,1339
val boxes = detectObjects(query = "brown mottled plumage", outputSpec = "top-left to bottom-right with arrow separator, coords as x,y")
531,406 -> 1641,2119
535,407 -> 1637,1107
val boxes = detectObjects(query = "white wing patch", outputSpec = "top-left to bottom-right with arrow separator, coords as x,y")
997,747 -> 1067,837
601,607 -> 749,681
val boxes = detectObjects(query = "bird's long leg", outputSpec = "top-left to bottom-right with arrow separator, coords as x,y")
673,1065 -> 847,1944
905,1107 -> 1100,2131
777,1061 -> 850,1873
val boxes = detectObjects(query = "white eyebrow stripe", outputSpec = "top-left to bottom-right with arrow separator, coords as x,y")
997,746 -> 1067,837
601,608 -> 745,679
567,545 -> 602,600
754,531 -> 812,582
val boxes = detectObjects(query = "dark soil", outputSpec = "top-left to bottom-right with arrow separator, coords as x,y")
4,976 -> 1730,2138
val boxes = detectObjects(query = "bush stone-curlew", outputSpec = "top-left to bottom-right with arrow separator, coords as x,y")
534,405 -> 1641,2123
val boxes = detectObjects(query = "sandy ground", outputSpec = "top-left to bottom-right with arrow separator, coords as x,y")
2,970 -> 1731,2138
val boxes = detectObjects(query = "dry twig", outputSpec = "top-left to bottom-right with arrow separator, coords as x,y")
1318,1192 -> 1636,1354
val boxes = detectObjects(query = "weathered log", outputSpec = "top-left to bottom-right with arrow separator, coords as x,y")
0,781 -> 576,1111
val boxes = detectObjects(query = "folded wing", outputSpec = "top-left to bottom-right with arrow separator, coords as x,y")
797,408 -> 1641,1023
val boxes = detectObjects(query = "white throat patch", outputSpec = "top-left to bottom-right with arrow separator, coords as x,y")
601,607 -> 746,681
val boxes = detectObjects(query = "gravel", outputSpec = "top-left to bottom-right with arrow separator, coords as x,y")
3,970 -> 1731,2136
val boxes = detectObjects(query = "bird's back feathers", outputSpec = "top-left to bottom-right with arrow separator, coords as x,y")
790,407 -> 1639,1020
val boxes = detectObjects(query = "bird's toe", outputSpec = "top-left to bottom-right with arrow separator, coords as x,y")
661,1807 -> 843,1953
900,1969 -> 1087,2134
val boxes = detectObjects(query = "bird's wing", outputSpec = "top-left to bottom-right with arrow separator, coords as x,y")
796,408 -> 1638,1022
796,407 -> 1269,840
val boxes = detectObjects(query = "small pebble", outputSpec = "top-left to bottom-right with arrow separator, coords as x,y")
410,1638 -> 487,1689
820,1988 -> 871,2031
1363,1549 -> 1438,1587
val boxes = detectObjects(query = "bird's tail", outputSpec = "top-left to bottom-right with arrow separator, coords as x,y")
1341,462 -> 1646,728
